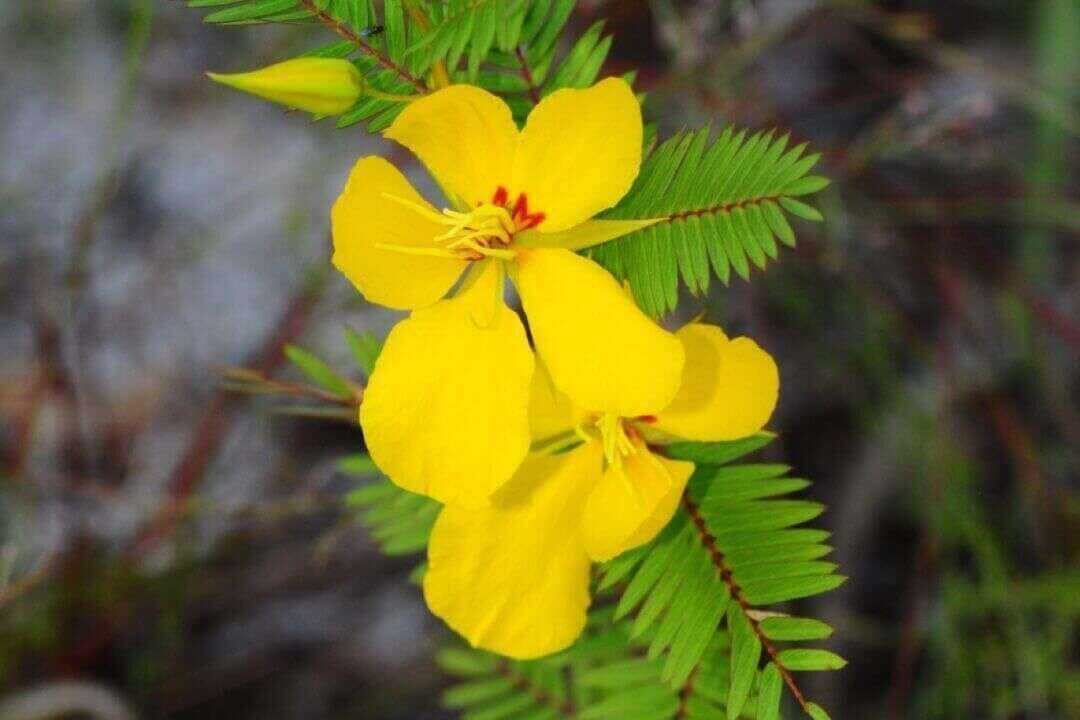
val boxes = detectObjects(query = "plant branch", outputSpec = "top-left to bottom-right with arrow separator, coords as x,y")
494,660 -> 576,718
682,495 -> 810,712
129,270 -> 328,557
516,46 -> 542,105
676,665 -> 699,718
297,0 -> 427,93
662,195 -> 783,223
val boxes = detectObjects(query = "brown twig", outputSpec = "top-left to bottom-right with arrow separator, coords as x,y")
516,46 -> 542,105
0,554 -> 59,611
665,195 -> 784,223
681,495 -> 810,712
128,272 -> 327,557
222,367 -> 362,407
297,0 -> 427,93
675,664 -> 699,718
494,660 -> 576,717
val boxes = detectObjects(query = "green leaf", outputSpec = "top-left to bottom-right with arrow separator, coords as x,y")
757,663 -> 783,720
725,542 -> 833,568
664,432 -> 776,465
696,500 -> 825,532
284,344 -> 352,396
337,453 -> 378,476
436,647 -> 497,676
728,560 -> 837,585
346,477 -> 439,556
200,0 -> 301,25
577,658 -> 665,688
784,175 -> 830,195
465,692 -> 537,719
776,649 -> 847,671
613,523 -> 688,618
382,0 -> 406,59
778,196 -> 824,222
594,128 -> 829,315
442,678 -> 515,708
544,21 -> 609,92
344,327 -> 382,375
726,604 -> 761,719
711,528 -> 831,552
578,683 -> 678,719
702,476 -> 811,503
740,574 -> 847,606
806,702 -> 833,720
759,616 -> 834,641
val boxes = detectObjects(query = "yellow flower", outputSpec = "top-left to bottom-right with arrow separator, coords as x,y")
207,58 -> 363,116
423,323 -> 780,659
336,79 -> 685,509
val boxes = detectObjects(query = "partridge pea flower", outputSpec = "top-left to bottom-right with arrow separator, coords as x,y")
423,324 -> 780,659
207,58 -> 364,116
335,79 -> 684,509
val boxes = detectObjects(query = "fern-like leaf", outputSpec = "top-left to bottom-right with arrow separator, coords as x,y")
601,433 -> 845,719
342,458 -> 438,556
593,127 -> 830,316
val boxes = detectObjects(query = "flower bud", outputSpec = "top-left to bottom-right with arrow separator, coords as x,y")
207,58 -> 363,116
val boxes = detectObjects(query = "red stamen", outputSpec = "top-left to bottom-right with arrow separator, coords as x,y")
490,188 -> 546,231
636,415 -> 658,424
518,212 -> 545,230
511,193 -> 529,221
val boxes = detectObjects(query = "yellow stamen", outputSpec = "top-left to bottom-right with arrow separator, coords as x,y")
381,193 -> 519,261
382,193 -> 451,225
448,238 -> 517,260
372,242 -> 459,259
597,413 -> 637,471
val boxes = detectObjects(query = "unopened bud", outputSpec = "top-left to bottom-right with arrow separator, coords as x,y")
207,58 -> 363,116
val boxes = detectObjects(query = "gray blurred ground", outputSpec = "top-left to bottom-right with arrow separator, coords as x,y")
4,2 -> 438,717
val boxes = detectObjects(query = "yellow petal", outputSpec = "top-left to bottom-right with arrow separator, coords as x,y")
332,156 -> 467,310
384,85 -> 518,208
208,58 -> 363,116
514,248 -> 684,417
619,451 -> 695,552
517,218 -> 662,251
359,264 -> 534,508
654,323 -> 779,441
511,78 -> 643,232
424,443 -> 602,659
580,441 -> 693,561
528,359 -> 586,444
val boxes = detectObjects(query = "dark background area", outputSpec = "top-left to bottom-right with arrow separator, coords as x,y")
1,1 -> 1076,718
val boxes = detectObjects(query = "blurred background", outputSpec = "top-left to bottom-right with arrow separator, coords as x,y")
1,0 -> 1076,718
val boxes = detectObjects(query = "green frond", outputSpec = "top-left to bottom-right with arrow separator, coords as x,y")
188,0 -> 376,27
540,21 -> 613,94
284,344 -> 353,396
600,433 -> 845,719
191,1 -> 624,129
342,459 -> 438,556
343,327 -> 381,376
407,1 -> 532,80
473,2 -> 614,122
438,613 -> 682,720
592,127 -> 830,316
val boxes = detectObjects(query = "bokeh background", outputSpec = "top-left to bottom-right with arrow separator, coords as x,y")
2,0 -> 1076,718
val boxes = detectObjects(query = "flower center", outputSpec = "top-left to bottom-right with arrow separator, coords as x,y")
594,413 -> 639,470
379,186 -> 545,261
